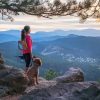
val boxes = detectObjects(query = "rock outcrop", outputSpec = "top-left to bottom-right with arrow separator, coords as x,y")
54,67 -> 84,83
0,57 -> 100,100
0,53 -> 4,64
19,68 -> 100,100
20,82 -> 100,100
0,64 -> 29,97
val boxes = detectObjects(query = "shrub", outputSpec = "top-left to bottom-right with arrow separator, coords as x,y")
44,69 -> 58,80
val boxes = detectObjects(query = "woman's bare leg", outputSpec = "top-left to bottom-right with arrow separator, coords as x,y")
25,67 -> 29,74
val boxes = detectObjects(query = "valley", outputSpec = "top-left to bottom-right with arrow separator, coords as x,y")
0,29 -> 100,81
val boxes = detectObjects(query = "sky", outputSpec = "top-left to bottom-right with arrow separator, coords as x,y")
0,0 -> 100,33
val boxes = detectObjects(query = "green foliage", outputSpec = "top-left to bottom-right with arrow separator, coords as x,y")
97,79 -> 100,83
44,69 -> 58,80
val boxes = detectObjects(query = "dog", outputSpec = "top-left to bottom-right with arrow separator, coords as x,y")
27,56 -> 42,86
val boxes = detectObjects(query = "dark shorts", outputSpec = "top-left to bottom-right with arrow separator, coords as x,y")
23,53 -> 31,68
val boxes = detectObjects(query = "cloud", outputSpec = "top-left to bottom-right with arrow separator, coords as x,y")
0,15 -> 100,33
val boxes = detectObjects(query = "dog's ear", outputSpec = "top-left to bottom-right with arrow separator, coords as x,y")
39,59 -> 42,66
34,58 -> 42,66
38,58 -> 42,66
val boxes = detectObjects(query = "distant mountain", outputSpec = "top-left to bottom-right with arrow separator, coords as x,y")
32,35 -> 64,42
0,29 -> 100,43
0,41 -> 22,68
33,35 -> 100,59
0,34 -> 18,43
0,30 -> 65,42
1,35 -> 100,81
33,30 -> 68,37
67,34 -> 79,38
0,30 -> 20,43
33,29 -> 100,37
0,30 -> 20,37
1,34 -> 100,62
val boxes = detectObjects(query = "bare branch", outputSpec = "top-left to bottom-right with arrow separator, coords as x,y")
0,0 -> 100,22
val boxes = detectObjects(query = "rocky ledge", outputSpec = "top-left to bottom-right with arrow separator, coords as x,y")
19,68 -> 100,100
0,53 -> 4,64
0,55 -> 100,100
0,64 -> 29,97
20,81 -> 100,100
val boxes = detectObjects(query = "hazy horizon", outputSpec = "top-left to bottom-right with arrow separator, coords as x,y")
0,28 -> 100,37
0,16 -> 100,31
0,0 -> 100,36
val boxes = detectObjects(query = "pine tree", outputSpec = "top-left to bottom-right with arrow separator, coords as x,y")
0,0 -> 100,22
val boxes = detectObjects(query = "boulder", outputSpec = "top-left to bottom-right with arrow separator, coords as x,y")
54,67 -> 84,83
0,64 -> 29,97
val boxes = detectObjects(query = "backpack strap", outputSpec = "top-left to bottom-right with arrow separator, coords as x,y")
18,41 -> 23,50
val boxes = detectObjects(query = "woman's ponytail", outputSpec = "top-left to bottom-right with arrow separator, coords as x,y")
21,29 -> 26,41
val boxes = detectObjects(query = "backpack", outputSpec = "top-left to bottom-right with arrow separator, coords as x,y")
18,40 -> 28,50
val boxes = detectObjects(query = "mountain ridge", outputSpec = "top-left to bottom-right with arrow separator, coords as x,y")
0,35 -> 100,81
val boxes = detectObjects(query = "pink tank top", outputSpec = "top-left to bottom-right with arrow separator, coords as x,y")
22,34 -> 32,54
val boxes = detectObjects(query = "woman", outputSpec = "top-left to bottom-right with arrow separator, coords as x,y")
22,26 -> 33,73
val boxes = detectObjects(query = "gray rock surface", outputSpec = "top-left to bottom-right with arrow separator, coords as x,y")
0,53 -> 4,64
20,82 -> 100,100
0,86 -> 9,97
0,64 -> 29,97
54,67 -> 84,83
0,59 -> 100,100
19,68 -> 100,100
